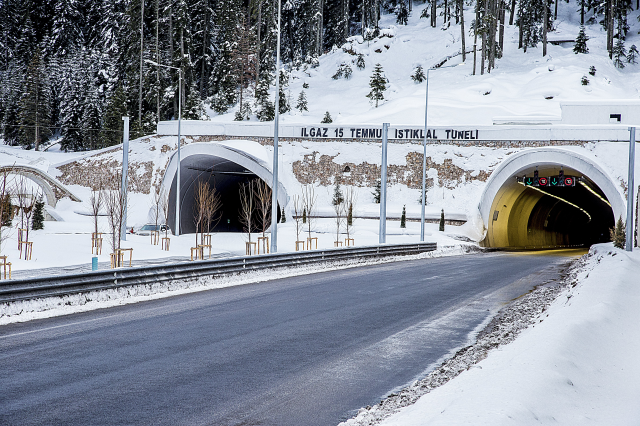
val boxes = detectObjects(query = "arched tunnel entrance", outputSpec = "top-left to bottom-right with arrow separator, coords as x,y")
161,141 -> 288,234
479,148 -> 625,249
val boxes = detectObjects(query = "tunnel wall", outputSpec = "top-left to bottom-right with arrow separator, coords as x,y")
478,148 -> 625,248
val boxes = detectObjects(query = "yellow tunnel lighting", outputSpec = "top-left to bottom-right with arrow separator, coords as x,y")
579,180 -> 612,208
522,184 -> 592,223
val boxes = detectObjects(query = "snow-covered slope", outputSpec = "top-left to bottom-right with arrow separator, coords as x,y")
207,1 -> 640,126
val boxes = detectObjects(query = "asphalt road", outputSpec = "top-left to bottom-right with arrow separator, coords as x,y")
0,250 -> 582,426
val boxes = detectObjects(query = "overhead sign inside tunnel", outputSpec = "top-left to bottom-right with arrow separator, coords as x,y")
518,175 -> 578,187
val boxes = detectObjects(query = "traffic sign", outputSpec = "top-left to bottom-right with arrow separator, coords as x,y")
538,177 -> 548,186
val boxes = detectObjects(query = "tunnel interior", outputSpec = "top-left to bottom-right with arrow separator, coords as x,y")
167,155 -> 279,234
482,164 -> 615,249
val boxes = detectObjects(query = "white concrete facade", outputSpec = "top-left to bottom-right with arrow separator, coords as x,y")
157,120 -> 634,142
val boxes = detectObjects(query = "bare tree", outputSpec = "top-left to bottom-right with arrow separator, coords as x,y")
239,180 -> 256,243
302,184 -> 316,240
344,186 -> 357,242
151,185 -> 163,230
21,188 -> 38,258
90,178 -> 104,244
333,193 -> 346,246
160,188 -> 170,239
203,184 -> 223,235
104,172 -> 127,258
293,194 -> 303,246
194,180 -> 209,246
254,179 -> 272,241
0,168 -> 14,253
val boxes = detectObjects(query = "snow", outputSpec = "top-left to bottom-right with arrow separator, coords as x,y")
340,244 -> 640,425
204,2 -> 640,127
1,1 -> 640,423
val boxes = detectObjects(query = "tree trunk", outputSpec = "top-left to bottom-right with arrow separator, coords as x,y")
200,6 -> 209,98
509,0 -> 516,25
156,0 -> 160,122
460,0 -> 466,62
607,0 -> 614,58
499,0 -> 505,52
431,0 -> 437,27
473,2 -> 479,75
256,2 -> 261,94
481,0 -> 487,74
543,0 -> 548,56
139,0 -> 144,129
169,6 -> 176,118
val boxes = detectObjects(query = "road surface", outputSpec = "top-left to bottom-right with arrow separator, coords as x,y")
0,250 -> 581,426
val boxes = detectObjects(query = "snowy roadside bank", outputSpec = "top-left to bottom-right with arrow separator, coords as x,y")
0,244 -> 475,326
341,244 -> 640,425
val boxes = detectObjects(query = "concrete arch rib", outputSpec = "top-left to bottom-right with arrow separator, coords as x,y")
160,141 -> 289,209
478,147 -> 625,231
0,165 -> 82,207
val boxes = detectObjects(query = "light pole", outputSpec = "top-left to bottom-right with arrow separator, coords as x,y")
270,0 -> 282,253
421,62 -> 464,241
145,59 -> 182,236
626,127 -> 636,251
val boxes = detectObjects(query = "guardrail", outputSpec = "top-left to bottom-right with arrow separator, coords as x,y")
0,242 -> 437,304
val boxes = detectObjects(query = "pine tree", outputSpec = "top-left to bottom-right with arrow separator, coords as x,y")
332,180 -> 344,206
354,54 -> 366,70
581,75 -> 590,85
395,1 -> 409,25
628,45 -> 639,64
439,209 -> 445,232
18,48 -> 52,150
400,205 -> 406,228
367,63 -> 387,108
372,179 -> 381,203
302,207 -> 307,223
280,205 -> 286,223
183,82 -> 206,120
321,111 -> 333,123
60,49 -> 88,151
31,196 -> 45,230
613,38 -> 627,68
296,90 -> 308,112
610,216 -> 626,248
411,65 -> 426,83
573,26 -> 589,54
101,85 -> 128,147
589,65 -> 597,76
1,194 -> 12,227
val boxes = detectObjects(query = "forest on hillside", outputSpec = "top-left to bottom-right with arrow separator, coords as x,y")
0,0 -> 638,152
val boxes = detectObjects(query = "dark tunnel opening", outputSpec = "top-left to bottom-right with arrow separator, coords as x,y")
484,167 -> 615,249
167,155 -> 279,234
519,181 -> 614,247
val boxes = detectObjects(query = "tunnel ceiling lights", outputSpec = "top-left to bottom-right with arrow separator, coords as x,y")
522,184 -> 592,223
578,180 -> 612,208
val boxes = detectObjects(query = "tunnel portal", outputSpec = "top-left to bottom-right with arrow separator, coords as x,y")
161,141 -> 287,235
167,155 -> 280,234
479,149 -> 624,249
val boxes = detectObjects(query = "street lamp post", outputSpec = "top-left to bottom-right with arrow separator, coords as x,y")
270,0 -> 282,253
145,59 -> 182,236
421,63 -> 464,241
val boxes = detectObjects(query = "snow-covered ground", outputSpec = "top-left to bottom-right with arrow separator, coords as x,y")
340,244 -> 640,425
1,0 -> 639,423
206,1 -> 640,126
